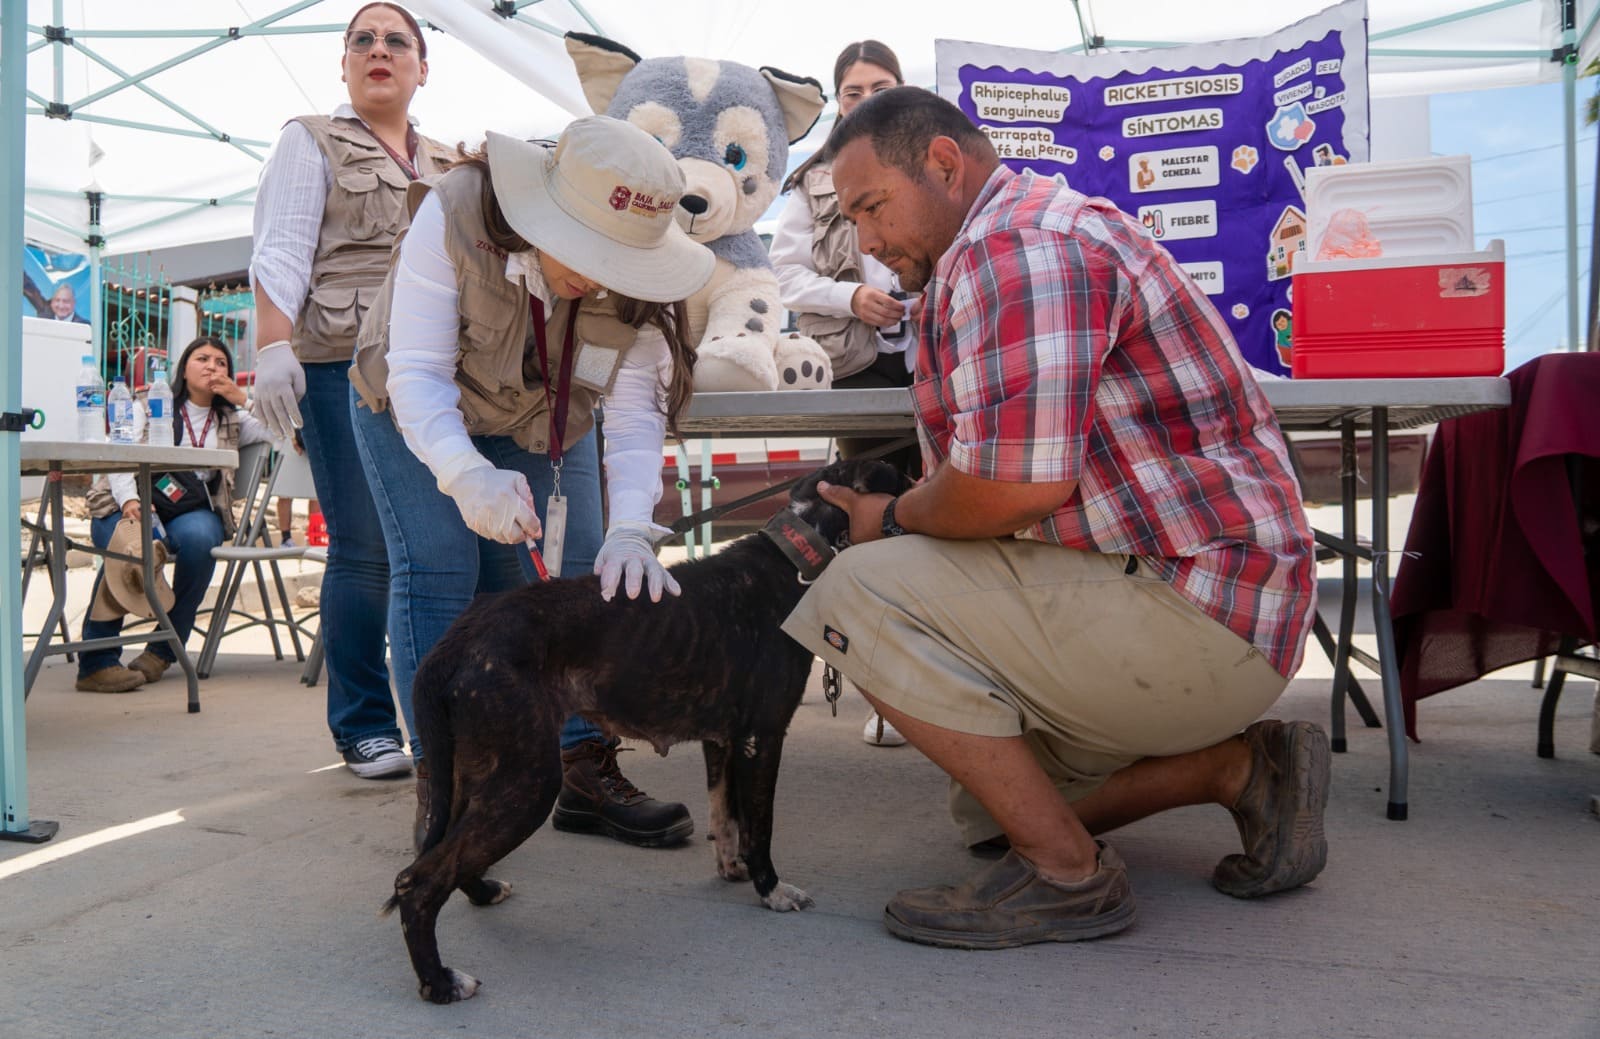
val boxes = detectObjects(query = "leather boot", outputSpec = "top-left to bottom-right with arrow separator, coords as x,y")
553,738 -> 693,847
412,760 -> 431,855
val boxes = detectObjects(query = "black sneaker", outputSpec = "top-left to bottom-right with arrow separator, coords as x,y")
342,736 -> 412,779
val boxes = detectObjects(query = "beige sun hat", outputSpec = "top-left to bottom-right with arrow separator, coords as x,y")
485,116 -> 715,303
89,516 -> 176,622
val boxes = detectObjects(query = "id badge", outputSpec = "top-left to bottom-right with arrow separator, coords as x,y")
542,494 -> 568,578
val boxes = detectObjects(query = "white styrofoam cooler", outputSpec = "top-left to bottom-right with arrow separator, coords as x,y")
1304,154 -> 1474,260
20,316 -> 93,498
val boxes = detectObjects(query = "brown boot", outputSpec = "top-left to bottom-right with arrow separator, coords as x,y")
552,738 -> 693,847
1212,719 -> 1330,898
128,651 -> 172,684
75,665 -> 146,693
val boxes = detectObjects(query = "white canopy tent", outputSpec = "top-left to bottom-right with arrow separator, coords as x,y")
4,0 -> 1598,838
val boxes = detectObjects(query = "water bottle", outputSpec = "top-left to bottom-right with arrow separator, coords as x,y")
108,377 -> 136,444
75,355 -> 106,442
146,360 -> 174,447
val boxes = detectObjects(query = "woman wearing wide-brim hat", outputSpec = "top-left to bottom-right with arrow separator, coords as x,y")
349,115 -> 715,850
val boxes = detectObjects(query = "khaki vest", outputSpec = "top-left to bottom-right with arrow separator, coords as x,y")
350,163 -> 640,457
87,404 -> 244,539
796,163 -> 881,380
289,115 -> 453,364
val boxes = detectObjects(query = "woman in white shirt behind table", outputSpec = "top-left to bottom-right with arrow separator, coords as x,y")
75,336 -> 276,692
768,40 -> 918,747
348,116 -> 716,848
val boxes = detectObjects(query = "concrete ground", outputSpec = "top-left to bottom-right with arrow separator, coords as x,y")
4,518 -> 1599,1038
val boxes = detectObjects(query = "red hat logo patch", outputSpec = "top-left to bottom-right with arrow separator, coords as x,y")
609,185 -> 632,211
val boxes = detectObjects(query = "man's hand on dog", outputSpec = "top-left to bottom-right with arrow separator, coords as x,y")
817,482 -> 895,545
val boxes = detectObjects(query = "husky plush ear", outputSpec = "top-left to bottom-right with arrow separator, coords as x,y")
760,66 -> 826,144
565,32 -> 642,115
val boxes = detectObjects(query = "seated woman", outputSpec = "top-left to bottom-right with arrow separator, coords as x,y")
75,336 -> 277,692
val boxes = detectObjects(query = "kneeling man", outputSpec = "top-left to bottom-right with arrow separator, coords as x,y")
784,87 -> 1324,949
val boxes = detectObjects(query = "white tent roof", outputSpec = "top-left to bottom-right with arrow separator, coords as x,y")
18,0 -> 1599,255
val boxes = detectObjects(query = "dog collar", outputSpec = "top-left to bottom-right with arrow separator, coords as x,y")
761,508 -> 837,584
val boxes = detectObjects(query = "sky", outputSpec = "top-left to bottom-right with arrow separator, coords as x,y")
1432,80 -> 1595,367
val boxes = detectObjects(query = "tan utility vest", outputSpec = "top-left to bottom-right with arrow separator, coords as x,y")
87,404 -> 244,538
289,115 -> 453,364
350,163 -> 639,456
797,162 -> 881,380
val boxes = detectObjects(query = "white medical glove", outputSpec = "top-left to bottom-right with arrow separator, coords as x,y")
594,521 -> 680,603
438,462 -> 542,544
250,339 -> 306,440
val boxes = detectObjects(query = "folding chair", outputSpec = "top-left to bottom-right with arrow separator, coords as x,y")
194,442 -> 309,677
259,449 -> 331,688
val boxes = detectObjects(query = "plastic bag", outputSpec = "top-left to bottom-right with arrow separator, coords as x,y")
1316,208 -> 1385,260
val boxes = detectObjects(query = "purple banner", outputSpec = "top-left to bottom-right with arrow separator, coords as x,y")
937,0 -> 1370,375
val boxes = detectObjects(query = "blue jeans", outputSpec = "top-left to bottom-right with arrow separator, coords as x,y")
79,507 -> 223,675
349,386 -> 607,761
298,362 -> 401,751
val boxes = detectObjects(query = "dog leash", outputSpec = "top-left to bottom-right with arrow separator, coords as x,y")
664,435 -> 915,539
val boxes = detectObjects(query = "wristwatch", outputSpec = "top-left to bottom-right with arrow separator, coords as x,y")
880,495 -> 908,538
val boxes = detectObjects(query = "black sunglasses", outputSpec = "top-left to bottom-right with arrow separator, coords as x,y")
345,29 -> 416,54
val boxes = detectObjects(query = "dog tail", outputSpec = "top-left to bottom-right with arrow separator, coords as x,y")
412,651 -> 457,856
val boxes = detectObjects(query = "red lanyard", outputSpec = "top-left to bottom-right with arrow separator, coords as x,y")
530,296 -> 578,465
180,405 -> 215,449
353,119 -> 420,181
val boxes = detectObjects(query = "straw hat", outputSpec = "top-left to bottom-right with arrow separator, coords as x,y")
485,116 -> 715,303
89,516 -> 176,622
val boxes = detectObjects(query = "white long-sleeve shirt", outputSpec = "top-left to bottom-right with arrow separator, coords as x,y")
107,402 -> 277,508
768,188 -> 910,358
249,104 -> 421,321
386,190 -> 669,530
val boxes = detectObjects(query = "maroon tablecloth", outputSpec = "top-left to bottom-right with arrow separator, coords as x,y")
1392,353 -> 1600,740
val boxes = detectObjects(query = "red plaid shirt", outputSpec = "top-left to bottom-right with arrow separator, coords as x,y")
912,167 -> 1315,677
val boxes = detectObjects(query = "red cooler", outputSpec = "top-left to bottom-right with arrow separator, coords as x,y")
1290,240 -> 1505,378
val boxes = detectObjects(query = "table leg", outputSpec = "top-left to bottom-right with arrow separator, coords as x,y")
137,467 -> 200,713
1369,409 -> 1409,820
1329,419 -> 1360,753
22,470 -> 70,695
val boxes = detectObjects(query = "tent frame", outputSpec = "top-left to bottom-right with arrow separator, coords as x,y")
2,1 -> 1594,840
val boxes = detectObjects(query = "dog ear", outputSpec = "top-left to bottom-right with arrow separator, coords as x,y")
565,32 -> 641,115
760,66 -> 825,144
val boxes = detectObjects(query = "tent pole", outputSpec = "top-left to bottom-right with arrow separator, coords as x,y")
1,0 -> 57,843
88,191 -> 103,367
1588,131 -> 1599,350
1564,12 -> 1581,352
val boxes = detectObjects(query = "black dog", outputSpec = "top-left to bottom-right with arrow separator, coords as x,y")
384,458 -> 908,1003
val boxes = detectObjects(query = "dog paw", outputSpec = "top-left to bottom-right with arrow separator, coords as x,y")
421,967 -> 481,1004
717,856 -> 749,882
761,881 -> 814,912
462,877 -> 513,906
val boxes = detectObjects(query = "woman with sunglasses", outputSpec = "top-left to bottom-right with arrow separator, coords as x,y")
249,2 -> 451,780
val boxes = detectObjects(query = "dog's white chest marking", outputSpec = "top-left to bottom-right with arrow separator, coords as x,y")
742,735 -> 759,758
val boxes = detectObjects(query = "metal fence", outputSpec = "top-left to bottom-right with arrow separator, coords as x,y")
93,255 -> 256,385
